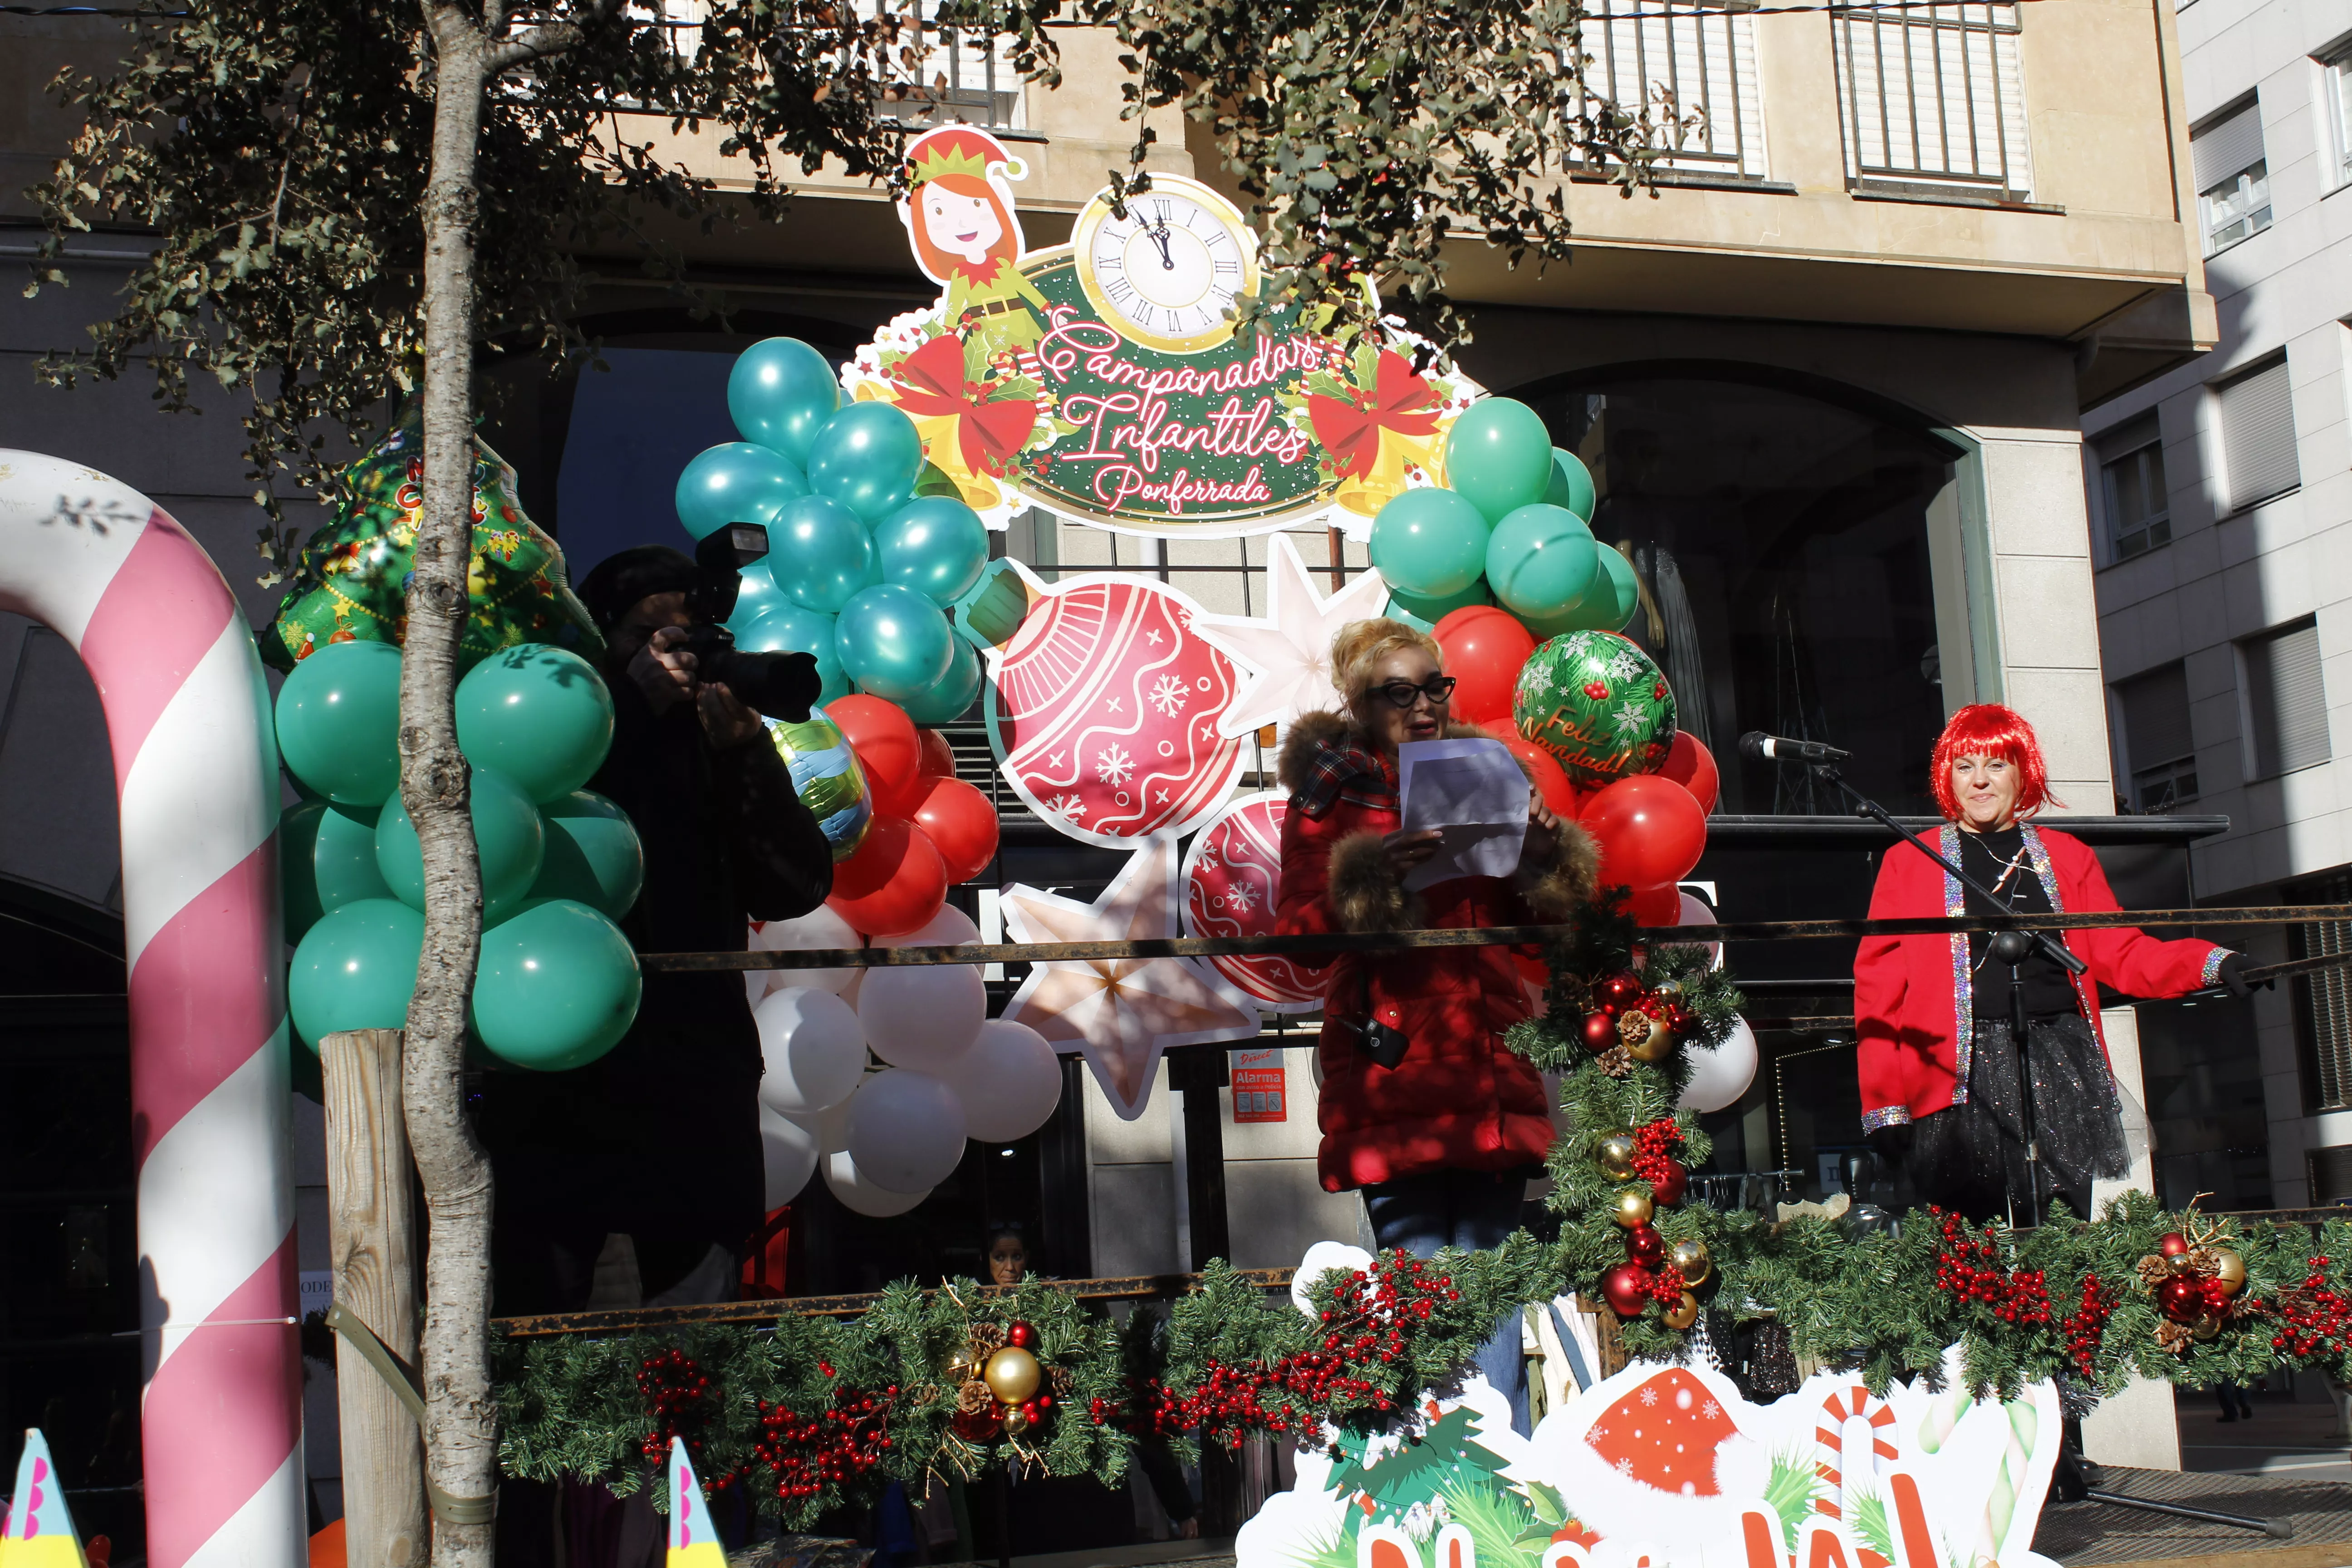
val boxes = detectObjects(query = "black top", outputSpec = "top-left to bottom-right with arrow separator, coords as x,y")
1956,826 -> 2079,1020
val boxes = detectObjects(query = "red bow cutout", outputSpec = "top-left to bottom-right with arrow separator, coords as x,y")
1307,350 -> 1443,480
889,333 -> 1038,479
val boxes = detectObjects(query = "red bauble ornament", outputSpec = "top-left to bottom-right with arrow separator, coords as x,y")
1600,1263 -> 1653,1317
2200,1278 -> 2232,1316
1625,1224 -> 1666,1266
1005,1321 -> 1038,1350
1597,972 -> 1644,1013
2156,1276 -> 2201,1323
1650,1161 -> 1688,1208
2157,1232 -> 2190,1260
1183,794 -> 1322,1009
1583,1011 -> 1622,1053
952,1405 -> 1004,1441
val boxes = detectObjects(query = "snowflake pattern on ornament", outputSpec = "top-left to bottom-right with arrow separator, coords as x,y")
1607,647 -> 1646,683
1149,674 -> 1190,717
1180,792 -> 1321,1011
1047,793 -> 1088,820
1096,744 -> 1135,785
1639,1388 -> 1658,1406
1225,883 -> 1257,914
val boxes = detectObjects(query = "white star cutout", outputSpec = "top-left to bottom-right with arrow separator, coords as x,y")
1192,534 -> 1393,741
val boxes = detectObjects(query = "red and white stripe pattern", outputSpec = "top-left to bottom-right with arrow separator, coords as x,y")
0,451 -> 304,1568
1812,1382 -> 1897,1522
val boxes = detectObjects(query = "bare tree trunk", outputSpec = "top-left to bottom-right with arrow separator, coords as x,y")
409,7 -> 499,1564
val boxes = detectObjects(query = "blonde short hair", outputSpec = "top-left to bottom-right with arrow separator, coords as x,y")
1330,617 -> 1444,709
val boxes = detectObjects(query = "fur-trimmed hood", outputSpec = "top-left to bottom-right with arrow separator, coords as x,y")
1274,710 -> 1501,795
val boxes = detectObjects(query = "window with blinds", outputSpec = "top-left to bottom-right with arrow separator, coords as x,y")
2217,357 -> 2300,513
1833,2 -> 2033,196
2326,44 -> 2352,190
1581,0 -> 1770,178
2095,414 -> 2169,559
650,0 -> 1024,127
2115,662 -> 2195,811
2192,100 -> 2272,255
2244,619 -> 2330,779
2293,875 -> 2352,1113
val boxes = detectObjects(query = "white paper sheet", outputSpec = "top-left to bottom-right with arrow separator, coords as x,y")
1396,737 -> 1529,891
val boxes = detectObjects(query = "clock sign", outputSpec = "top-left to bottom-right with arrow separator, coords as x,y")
1073,181 -> 1259,355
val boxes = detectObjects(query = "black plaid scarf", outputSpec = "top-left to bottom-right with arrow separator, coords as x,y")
1294,735 -> 1397,819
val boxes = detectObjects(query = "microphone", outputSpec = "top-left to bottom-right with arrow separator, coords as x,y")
1739,731 -> 1851,764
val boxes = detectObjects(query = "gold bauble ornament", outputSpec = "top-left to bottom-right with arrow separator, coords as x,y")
2213,1247 -> 2246,1297
1627,1016 -> 1677,1063
1612,1189 -> 1655,1229
2169,1250 -> 2199,1274
1597,1133 -> 1638,1181
1669,1237 -> 1713,1287
1002,1403 -> 1032,1435
1651,978 -> 1683,1000
1663,1292 -> 1700,1330
2191,1313 -> 2222,1343
984,1346 -> 1042,1406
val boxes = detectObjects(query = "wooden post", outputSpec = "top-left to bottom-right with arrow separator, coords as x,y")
322,1028 -> 426,1568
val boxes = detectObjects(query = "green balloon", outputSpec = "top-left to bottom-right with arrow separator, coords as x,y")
529,791 -> 644,919
738,601 -> 850,708
471,898 -> 642,1071
725,558 -> 789,634
280,801 -> 329,941
675,441 -> 808,542
875,495 -> 990,606
1369,486 -> 1491,598
836,583 -> 955,702
274,640 -> 403,806
314,800 -> 392,913
772,495 -> 879,614
1444,398 -> 1556,523
808,401 -> 924,522
900,633 -> 983,724
374,768 -> 545,924
454,642 -> 616,803
1589,544 -> 1641,632
1545,446 -> 1597,522
288,898 -> 423,1050
1485,503 -> 1599,619
729,337 -> 842,469
1524,542 -> 1641,638
1383,580 -> 1493,633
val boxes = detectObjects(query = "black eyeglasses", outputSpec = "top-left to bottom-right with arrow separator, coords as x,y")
1374,676 -> 1457,709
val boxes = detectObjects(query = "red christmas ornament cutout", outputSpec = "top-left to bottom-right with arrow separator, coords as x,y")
1582,1367 -> 1741,1499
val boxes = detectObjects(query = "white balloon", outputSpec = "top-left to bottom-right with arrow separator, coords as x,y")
859,962 -> 986,1071
824,1150 -> 929,1216
755,987 -> 868,1114
1676,891 -> 1723,969
757,1104 -> 820,1208
813,1087 -> 860,1154
937,1019 -> 1064,1142
1677,1016 -> 1758,1114
748,906 -> 863,1001
844,1068 -> 968,1193
875,906 -> 981,948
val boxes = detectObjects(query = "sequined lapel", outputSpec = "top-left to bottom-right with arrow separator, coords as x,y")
1942,824 -> 1974,1105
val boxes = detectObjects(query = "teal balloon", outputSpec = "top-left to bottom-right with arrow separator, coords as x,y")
771,495 -> 879,613
808,402 -> 923,522
528,791 -> 644,919
1545,446 -> 1597,522
729,338 -> 842,469
899,633 -> 983,724
1368,486 -> 1491,598
1383,579 -> 1493,632
875,495 -> 989,606
738,601 -> 850,707
1444,398 -> 1556,523
454,643 -> 615,803
836,584 -> 955,702
374,768 -> 545,924
1590,544 -> 1641,631
1485,503 -> 1600,619
725,558 -> 790,633
675,441 -> 808,542
275,640 -> 403,806
288,898 -> 423,1050
471,898 -> 642,1071
281,801 -> 329,940
314,800 -> 392,915
1524,542 -> 1639,638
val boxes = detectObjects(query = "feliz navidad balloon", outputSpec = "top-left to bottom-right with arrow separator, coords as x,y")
764,703 -> 875,863
729,336 -> 843,469
1513,629 -> 1679,786
1181,793 -> 1320,1011
674,441 -> 808,542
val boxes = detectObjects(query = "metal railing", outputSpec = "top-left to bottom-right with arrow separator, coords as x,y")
1582,0 -> 1766,178
1833,0 -> 2031,196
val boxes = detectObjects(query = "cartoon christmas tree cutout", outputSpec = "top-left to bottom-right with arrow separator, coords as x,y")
1331,1403 -> 1515,1514
2,1430 -> 89,1568
666,1436 -> 727,1568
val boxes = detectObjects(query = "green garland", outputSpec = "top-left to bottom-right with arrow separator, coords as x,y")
492,893 -> 2352,1525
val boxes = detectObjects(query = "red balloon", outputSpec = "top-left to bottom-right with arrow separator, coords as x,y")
911,775 -> 1000,885
834,813 -> 917,899
829,695 -> 923,814
1484,725 -> 1581,820
1629,882 -> 1683,926
828,820 -> 947,937
916,726 -> 958,781
1583,775 -> 1708,891
1656,732 -> 1720,814
1433,606 -> 1536,726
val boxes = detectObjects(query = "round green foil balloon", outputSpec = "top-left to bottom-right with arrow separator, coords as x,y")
837,584 -> 954,702
374,768 -> 546,923
529,791 -> 644,919
288,898 -> 425,1050
1368,486 -> 1491,598
1485,503 -> 1598,619
675,441 -> 808,541
274,639 -> 404,806
772,495 -> 879,614
875,495 -> 989,606
1544,446 -> 1598,523
454,643 -> 615,804
1512,629 -> 1678,786
766,703 -> 873,863
899,633 -> 983,725
1443,398 -> 1555,523
1383,579 -> 1493,632
738,601 -> 850,708
808,402 -> 924,522
729,337 -> 842,469
281,801 -> 330,940
471,898 -> 642,1071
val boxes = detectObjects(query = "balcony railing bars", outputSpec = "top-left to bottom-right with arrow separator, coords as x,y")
1576,0 -> 1768,178
1833,0 -> 2031,196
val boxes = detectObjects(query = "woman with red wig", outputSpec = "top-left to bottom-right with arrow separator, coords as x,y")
1854,703 -> 2249,1222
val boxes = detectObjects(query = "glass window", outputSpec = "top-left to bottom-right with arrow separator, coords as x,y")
2191,101 -> 2272,255
2244,618 -> 2330,778
2113,662 -> 2195,810
2096,417 -> 2169,559
2216,356 -> 2299,513
2326,44 -> 2352,189
2293,875 -> 2352,1113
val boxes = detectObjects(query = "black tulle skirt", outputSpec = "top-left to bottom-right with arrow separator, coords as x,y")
1902,1012 -> 2128,1224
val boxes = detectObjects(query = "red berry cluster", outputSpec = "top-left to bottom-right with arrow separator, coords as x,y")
1929,1209 -> 2052,1326
2267,1257 -> 2352,1361
752,1386 -> 897,1504
1630,1119 -> 1684,1187
636,1350 -> 715,1465
2060,1274 -> 2114,1381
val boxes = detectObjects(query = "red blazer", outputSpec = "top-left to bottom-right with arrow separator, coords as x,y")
1853,823 -> 2228,1131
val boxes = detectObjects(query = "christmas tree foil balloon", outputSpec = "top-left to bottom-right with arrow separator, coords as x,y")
261,403 -> 602,671
1,1429 -> 88,1568
1513,629 -> 1678,786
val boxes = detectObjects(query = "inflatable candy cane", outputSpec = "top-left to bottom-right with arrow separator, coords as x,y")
1919,1390 -> 2038,1565
1813,1382 -> 1898,1521
0,451 -> 303,1568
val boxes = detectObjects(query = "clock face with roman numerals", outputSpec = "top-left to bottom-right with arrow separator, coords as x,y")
1072,178 -> 1259,355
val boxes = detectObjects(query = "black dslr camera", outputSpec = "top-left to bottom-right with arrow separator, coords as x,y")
674,522 -> 822,723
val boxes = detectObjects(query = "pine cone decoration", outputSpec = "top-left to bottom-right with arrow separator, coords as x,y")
1597,1045 -> 1633,1078
1617,1009 -> 1654,1048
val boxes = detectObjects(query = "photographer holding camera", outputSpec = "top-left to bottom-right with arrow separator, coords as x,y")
483,535 -> 834,1314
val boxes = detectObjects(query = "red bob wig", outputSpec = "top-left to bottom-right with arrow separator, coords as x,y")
1930,703 -> 2066,822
